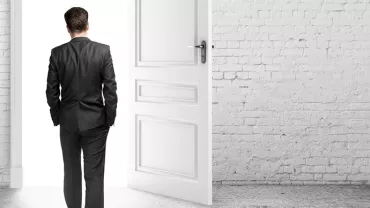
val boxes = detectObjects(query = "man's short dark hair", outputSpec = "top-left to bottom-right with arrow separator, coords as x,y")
64,7 -> 89,33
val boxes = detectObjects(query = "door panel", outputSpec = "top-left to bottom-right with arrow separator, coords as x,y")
127,0 -> 212,205
136,80 -> 198,104
137,115 -> 196,178
137,0 -> 197,66
138,0 -> 196,64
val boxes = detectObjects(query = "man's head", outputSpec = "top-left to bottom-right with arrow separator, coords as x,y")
64,7 -> 89,38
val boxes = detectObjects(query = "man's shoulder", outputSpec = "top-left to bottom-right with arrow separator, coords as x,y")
51,42 -> 68,53
51,40 -> 109,53
90,41 -> 110,51
91,40 -> 109,48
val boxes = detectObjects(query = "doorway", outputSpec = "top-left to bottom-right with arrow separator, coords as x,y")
21,0 -> 128,187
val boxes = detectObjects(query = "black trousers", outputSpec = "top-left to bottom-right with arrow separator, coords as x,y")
60,124 -> 110,208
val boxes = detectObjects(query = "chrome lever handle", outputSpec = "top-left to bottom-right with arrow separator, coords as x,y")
188,45 -> 214,48
188,45 -> 204,48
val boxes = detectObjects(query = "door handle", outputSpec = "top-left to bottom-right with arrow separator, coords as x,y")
188,40 -> 207,64
188,45 -> 204,48
187,44 -> 214,48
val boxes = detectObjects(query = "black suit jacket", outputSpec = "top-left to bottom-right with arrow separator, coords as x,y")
46,36 -> 118,132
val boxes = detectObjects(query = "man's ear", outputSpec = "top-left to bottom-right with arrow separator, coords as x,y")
85,23 -> 89,31
66,25 -> 70,33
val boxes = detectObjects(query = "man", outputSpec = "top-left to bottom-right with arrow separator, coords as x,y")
46,7 -> 118,208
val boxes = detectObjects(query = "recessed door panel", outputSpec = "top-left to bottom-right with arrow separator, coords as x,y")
137,0 -> 197,66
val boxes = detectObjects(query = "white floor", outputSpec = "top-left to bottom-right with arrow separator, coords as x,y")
3,186 -> 211,208
2,185 -> 215,208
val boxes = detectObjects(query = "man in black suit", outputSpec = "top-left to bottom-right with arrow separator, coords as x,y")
46,7 -> 118,208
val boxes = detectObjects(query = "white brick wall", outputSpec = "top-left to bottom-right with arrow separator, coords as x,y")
212,0 -> 370,185
0,0 -> 10,186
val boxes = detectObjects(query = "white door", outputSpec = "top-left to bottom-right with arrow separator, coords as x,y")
127,0 -> 212,205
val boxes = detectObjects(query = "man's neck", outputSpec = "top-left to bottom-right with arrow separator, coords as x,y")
72,36 -> 88,39
71,33 -> 88,39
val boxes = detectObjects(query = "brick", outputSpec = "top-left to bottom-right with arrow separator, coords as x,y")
347,175 -> 370,181
219,64 -> 243,72
236,72 -> 249,80
322,174 -> 347,181
360,166 -> 370,173
252,4 -> 274,10
354,158 -> 369,166
306,158 -> 330,166
345,3 -> 368,11
290,174 -> 314,181
239,19 -> 265,26
311,18 -> 333,26
222,33 -> 245,41
215,41 -> 227,48
313,166 -> 326,173
301,166 -> 314,173
330,158 -> 353,165
326,166 -> 337,173
244,118 -> 256,126
223,72 -> 236,80
274,3 -> 297,11
227,41 -> 239,48
314,174 -> 323,180
323,4 -> 344,11
283,166 -> 294,174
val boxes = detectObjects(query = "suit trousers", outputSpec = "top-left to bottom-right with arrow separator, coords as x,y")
60,124 -> 110,208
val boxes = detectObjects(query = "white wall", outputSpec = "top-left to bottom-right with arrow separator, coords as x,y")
23,0 -> 129,187
212,0 -> 370,185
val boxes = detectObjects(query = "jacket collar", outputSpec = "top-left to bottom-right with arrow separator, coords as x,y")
70,36 -> 90,42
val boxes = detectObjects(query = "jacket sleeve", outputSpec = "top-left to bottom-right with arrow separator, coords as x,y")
102,46 -> 118,126
46,48 -> 61,126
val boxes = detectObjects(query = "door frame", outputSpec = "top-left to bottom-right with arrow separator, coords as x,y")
10,0 -> 22,188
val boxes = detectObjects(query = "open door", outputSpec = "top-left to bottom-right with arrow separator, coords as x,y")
127,0 -> 212,205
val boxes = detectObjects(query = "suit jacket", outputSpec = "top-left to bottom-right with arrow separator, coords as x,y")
46,36 -> 118,132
